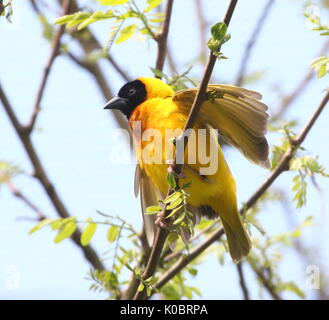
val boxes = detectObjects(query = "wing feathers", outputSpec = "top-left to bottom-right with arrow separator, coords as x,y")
173,84 -> 270,168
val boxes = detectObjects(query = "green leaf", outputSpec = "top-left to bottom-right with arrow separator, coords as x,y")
81,222 -> 97,246
184,287 -> 193,299
115,24 -> 136,44
190,286 -> 202,297
161,284 -> 180,300
187,267 -> 198,276
167,232 -> 178,244
150,67 -> 165,78
210,22 -> 228,41
317,63 -> 327,78
173,212 -> 186,225
166,172 -> 177,188
163,191 -> 181,204
207,38 -> 221,51
278,281 -> 305,299
165,204 -> 183,219
54,12 -> 90,26
54,221 -> 77,243
166,197 -> 183,210
28,218 -> 53,235
137,283 -> 145,292
310,56 -> 329,67
107,225 -> 119,243
145,205 -> 162,215
77,11 -> 115,30
207,22 -> 230,52
51,219 -> 64,230
146,286 -> 152,297
290,158 -> 303,171
97,0 -> 129,5
145,0 -> 163,12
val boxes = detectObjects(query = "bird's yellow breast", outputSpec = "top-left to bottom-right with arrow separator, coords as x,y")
129,96 -> 237,210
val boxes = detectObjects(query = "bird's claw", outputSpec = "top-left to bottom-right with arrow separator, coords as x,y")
155,212 -> 170,229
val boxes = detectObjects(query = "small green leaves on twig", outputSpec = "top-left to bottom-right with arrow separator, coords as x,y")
107,225 -> 120,242
305,9 -> 329,78
166,172 -> 177,188
150,66 -> 197,91
311,56 -> 329,78
54,0 -> 164,51
81,221 -> 98,246
271,122 -> 329,209
28,213 -> 137,245
207,22 -> 231,59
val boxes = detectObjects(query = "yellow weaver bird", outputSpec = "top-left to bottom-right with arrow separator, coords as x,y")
104,77 -> 270,262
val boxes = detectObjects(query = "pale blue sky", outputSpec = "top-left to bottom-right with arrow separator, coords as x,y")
0,0 -> 328,299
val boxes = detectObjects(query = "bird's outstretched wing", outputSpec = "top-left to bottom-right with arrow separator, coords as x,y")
173,84 -> 270,169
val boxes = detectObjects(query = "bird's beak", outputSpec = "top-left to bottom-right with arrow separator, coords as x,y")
103,96 -> 129,110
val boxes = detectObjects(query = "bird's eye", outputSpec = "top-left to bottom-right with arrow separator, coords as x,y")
128,88 -> 137,96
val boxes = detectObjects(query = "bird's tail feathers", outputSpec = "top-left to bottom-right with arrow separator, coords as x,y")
221,214 -> 251,263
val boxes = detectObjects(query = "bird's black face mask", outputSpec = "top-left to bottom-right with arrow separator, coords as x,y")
103,79 -> 147,119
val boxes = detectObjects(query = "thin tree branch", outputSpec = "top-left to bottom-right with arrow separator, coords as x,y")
249,261 -> 281,300
54,0 -> 132,82
166,43 -> 178,74
30,0 -> 131,133
152,88 -> 329,294
272,40 -> 329,121
26,0 -> 72,133
162,220 -> 220,263
236,262 -> 250,300
0,83 -> 105,271
194,0 -> 208,64
133,0 -> 239,300
4,179 -> 47,221
155,0 -> 174,73
67,51 -> 129,132
235,0 -> 275,86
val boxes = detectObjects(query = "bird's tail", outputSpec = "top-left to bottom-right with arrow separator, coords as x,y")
221,214 -> 251,263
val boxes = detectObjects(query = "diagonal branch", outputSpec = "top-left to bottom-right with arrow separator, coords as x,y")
235,0 -> 276,86
194,0 -> 208,64
152,88 -> 329,295
133,0 -> 239,300
0,83 -> 105,272
4,179 -> 47,221
236,262 -> 250,300
249,260 -> 281,300
26,0 -> 72,134
154,0 -> 174,73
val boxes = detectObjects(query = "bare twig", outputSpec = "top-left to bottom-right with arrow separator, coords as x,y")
236,262 -> 250,300
0,83 -> 105,271
235,0 -> 276,86
67,51 -> 129,133
152,88 -> 329,294
249,261 -> 281,300
5,179 -> 47,221
26,0 -> 72,133
194,0 -> 208,63
30,0 -> 131,133
133,0 -> 239,300
154,0 -> 174,74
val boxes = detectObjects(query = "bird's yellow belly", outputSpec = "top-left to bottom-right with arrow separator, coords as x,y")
141,145 -> 235,210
